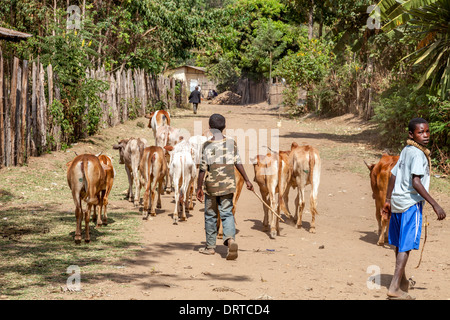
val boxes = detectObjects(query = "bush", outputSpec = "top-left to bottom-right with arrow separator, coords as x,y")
274,35 -> 333,111
312,47 -> 363,116
372,83 -> 450,173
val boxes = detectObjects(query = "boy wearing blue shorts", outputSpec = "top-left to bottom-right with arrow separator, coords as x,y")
382,118 -> 446,300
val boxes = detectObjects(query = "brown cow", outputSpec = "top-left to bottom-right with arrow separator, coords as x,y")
365,154 -> 399,246
278,143 -> 321,233
67,154 -> 111,244
112,137 -> 147,206
139,146 -> 168,219
253,152 -> 281,238
92,154 -> 115,227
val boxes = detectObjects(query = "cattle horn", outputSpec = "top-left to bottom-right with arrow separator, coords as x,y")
263,145 -> 279,154
364,160 -> 374,171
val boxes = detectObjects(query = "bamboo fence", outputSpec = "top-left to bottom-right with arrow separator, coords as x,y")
0,52 -> 187,168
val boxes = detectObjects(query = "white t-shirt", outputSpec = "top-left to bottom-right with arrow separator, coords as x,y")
390,145 -> 430,213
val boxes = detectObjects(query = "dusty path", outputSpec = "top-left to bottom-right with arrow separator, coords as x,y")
72,103 -> 449,300
2,103 -> 448,301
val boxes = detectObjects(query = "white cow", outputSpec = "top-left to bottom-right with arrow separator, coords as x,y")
188,135 -> 208,166
187,135 -> 207,209
155,125 -> 180,193
165,140 -> 197,224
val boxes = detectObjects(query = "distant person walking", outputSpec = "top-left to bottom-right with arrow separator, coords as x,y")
189,86 -> 202,114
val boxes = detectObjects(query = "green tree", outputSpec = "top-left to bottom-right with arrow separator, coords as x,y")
241,19 -> 287,79
399,0 -> 450,99
199,0 -> 300,89
274,31 -> 334,110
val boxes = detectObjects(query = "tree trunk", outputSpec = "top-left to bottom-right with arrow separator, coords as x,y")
308,0 -> 315,40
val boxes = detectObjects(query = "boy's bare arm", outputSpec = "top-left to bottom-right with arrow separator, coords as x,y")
382,174 -> 396,219
235,163 -> 254,191
412,175 -> 446,220
196,170 -> 206,203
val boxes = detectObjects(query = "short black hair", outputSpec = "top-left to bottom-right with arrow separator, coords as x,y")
209,113 -> 226,131
408,117 -> 428,133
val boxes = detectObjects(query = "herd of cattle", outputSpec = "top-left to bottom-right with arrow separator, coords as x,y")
66,110 -> 398,245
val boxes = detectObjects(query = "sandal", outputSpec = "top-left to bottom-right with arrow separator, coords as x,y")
226,240 -> 238,260
387,292 -> 416,300
199,247 -> 215,255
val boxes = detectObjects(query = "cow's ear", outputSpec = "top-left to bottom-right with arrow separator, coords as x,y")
112,144 -> 120,150
145,112 -> 154,119
66,161 -> 73,168
291,142 -> 299,150
164,146 -> 174,151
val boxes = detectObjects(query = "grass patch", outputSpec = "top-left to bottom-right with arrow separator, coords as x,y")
0,207 -> 141,299
0,116 -> 149,299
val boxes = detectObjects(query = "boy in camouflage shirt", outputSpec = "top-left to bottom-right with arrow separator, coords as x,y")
196,114 -> 254,260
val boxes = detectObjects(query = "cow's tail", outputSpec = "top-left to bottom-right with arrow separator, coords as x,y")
164,127 -> 169,149
146,150 -> 152,182
162,114 -> 167,126
82,159 -> 95,205
180,155 -> 188,202
165,111 -> 171,126
150,152 -> 158,181
277,155 -> 291,217
77,160 -> 85,215
148,152 -> 158,194
309,149 -> 320,215
308,148 -> 315,185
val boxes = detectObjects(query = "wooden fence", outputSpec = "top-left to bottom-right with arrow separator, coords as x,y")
0,51 -> 187,168
236,77 -> 268,105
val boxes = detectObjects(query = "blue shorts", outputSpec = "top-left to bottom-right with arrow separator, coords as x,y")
388,202 -> 423,252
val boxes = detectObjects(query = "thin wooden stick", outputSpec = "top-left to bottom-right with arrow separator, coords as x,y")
252,190 -> 284,222
415,212 -> 428,269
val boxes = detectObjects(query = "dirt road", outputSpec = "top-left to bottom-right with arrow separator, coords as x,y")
81,103 -> 449,300
3,103 -> 449,300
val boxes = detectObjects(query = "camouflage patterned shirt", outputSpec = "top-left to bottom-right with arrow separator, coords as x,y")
200,138 -> 242,196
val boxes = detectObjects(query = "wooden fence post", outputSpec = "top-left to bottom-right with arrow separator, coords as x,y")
9,57 -> 19,165
53,71 -> 62,150
0,48 -> 4,168
18,60 -> 28,165
46,64 -> 54,150
38,62 -> 47,153
122,70 -> 128,122
31,60 -> 38,156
